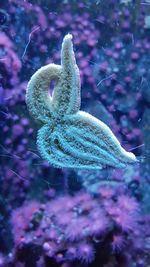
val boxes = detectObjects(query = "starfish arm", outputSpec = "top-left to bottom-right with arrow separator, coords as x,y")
37,125 -> 103,169
36,111 -> 137,169
63,111 -> 137,168
52,34 -> 81,116
26,64 -> 61,123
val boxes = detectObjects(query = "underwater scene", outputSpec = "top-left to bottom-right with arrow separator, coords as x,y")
1,0 -> 150,266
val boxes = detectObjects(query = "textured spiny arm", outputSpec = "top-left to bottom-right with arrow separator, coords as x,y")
52,34 -> 81,116
26,64 -> 61,123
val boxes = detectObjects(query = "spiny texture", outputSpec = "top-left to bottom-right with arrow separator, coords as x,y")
11,187 -> 143,266
26,34 -> 137,169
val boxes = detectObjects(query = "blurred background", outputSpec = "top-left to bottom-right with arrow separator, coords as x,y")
0,0 -> 150,266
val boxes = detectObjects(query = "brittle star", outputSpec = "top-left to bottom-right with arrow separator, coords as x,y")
26,34 -> 137,169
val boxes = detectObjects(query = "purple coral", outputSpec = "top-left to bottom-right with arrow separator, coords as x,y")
1,1 -> 150,267
10,186 -> 146,266
77,242 -> 95,264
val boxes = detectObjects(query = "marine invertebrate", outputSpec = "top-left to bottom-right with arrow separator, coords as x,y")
2,2 -> 150,266
111,234 -> 126,252
11,186 -> 143,266
77,242 -> 95,264
26,34 -> 136,169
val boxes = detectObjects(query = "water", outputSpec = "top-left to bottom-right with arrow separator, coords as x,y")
0,0 -> 150,266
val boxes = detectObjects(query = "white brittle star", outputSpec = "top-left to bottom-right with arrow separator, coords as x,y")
26,34 -> 137,169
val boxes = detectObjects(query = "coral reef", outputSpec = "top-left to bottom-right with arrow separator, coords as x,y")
0,0 -> 150,266
10,185 -> 148,267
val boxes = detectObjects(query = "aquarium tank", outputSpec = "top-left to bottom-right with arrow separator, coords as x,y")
0,0 -> 150,266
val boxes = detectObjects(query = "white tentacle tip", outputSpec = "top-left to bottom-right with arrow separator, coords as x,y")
64,33 -> 73,42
